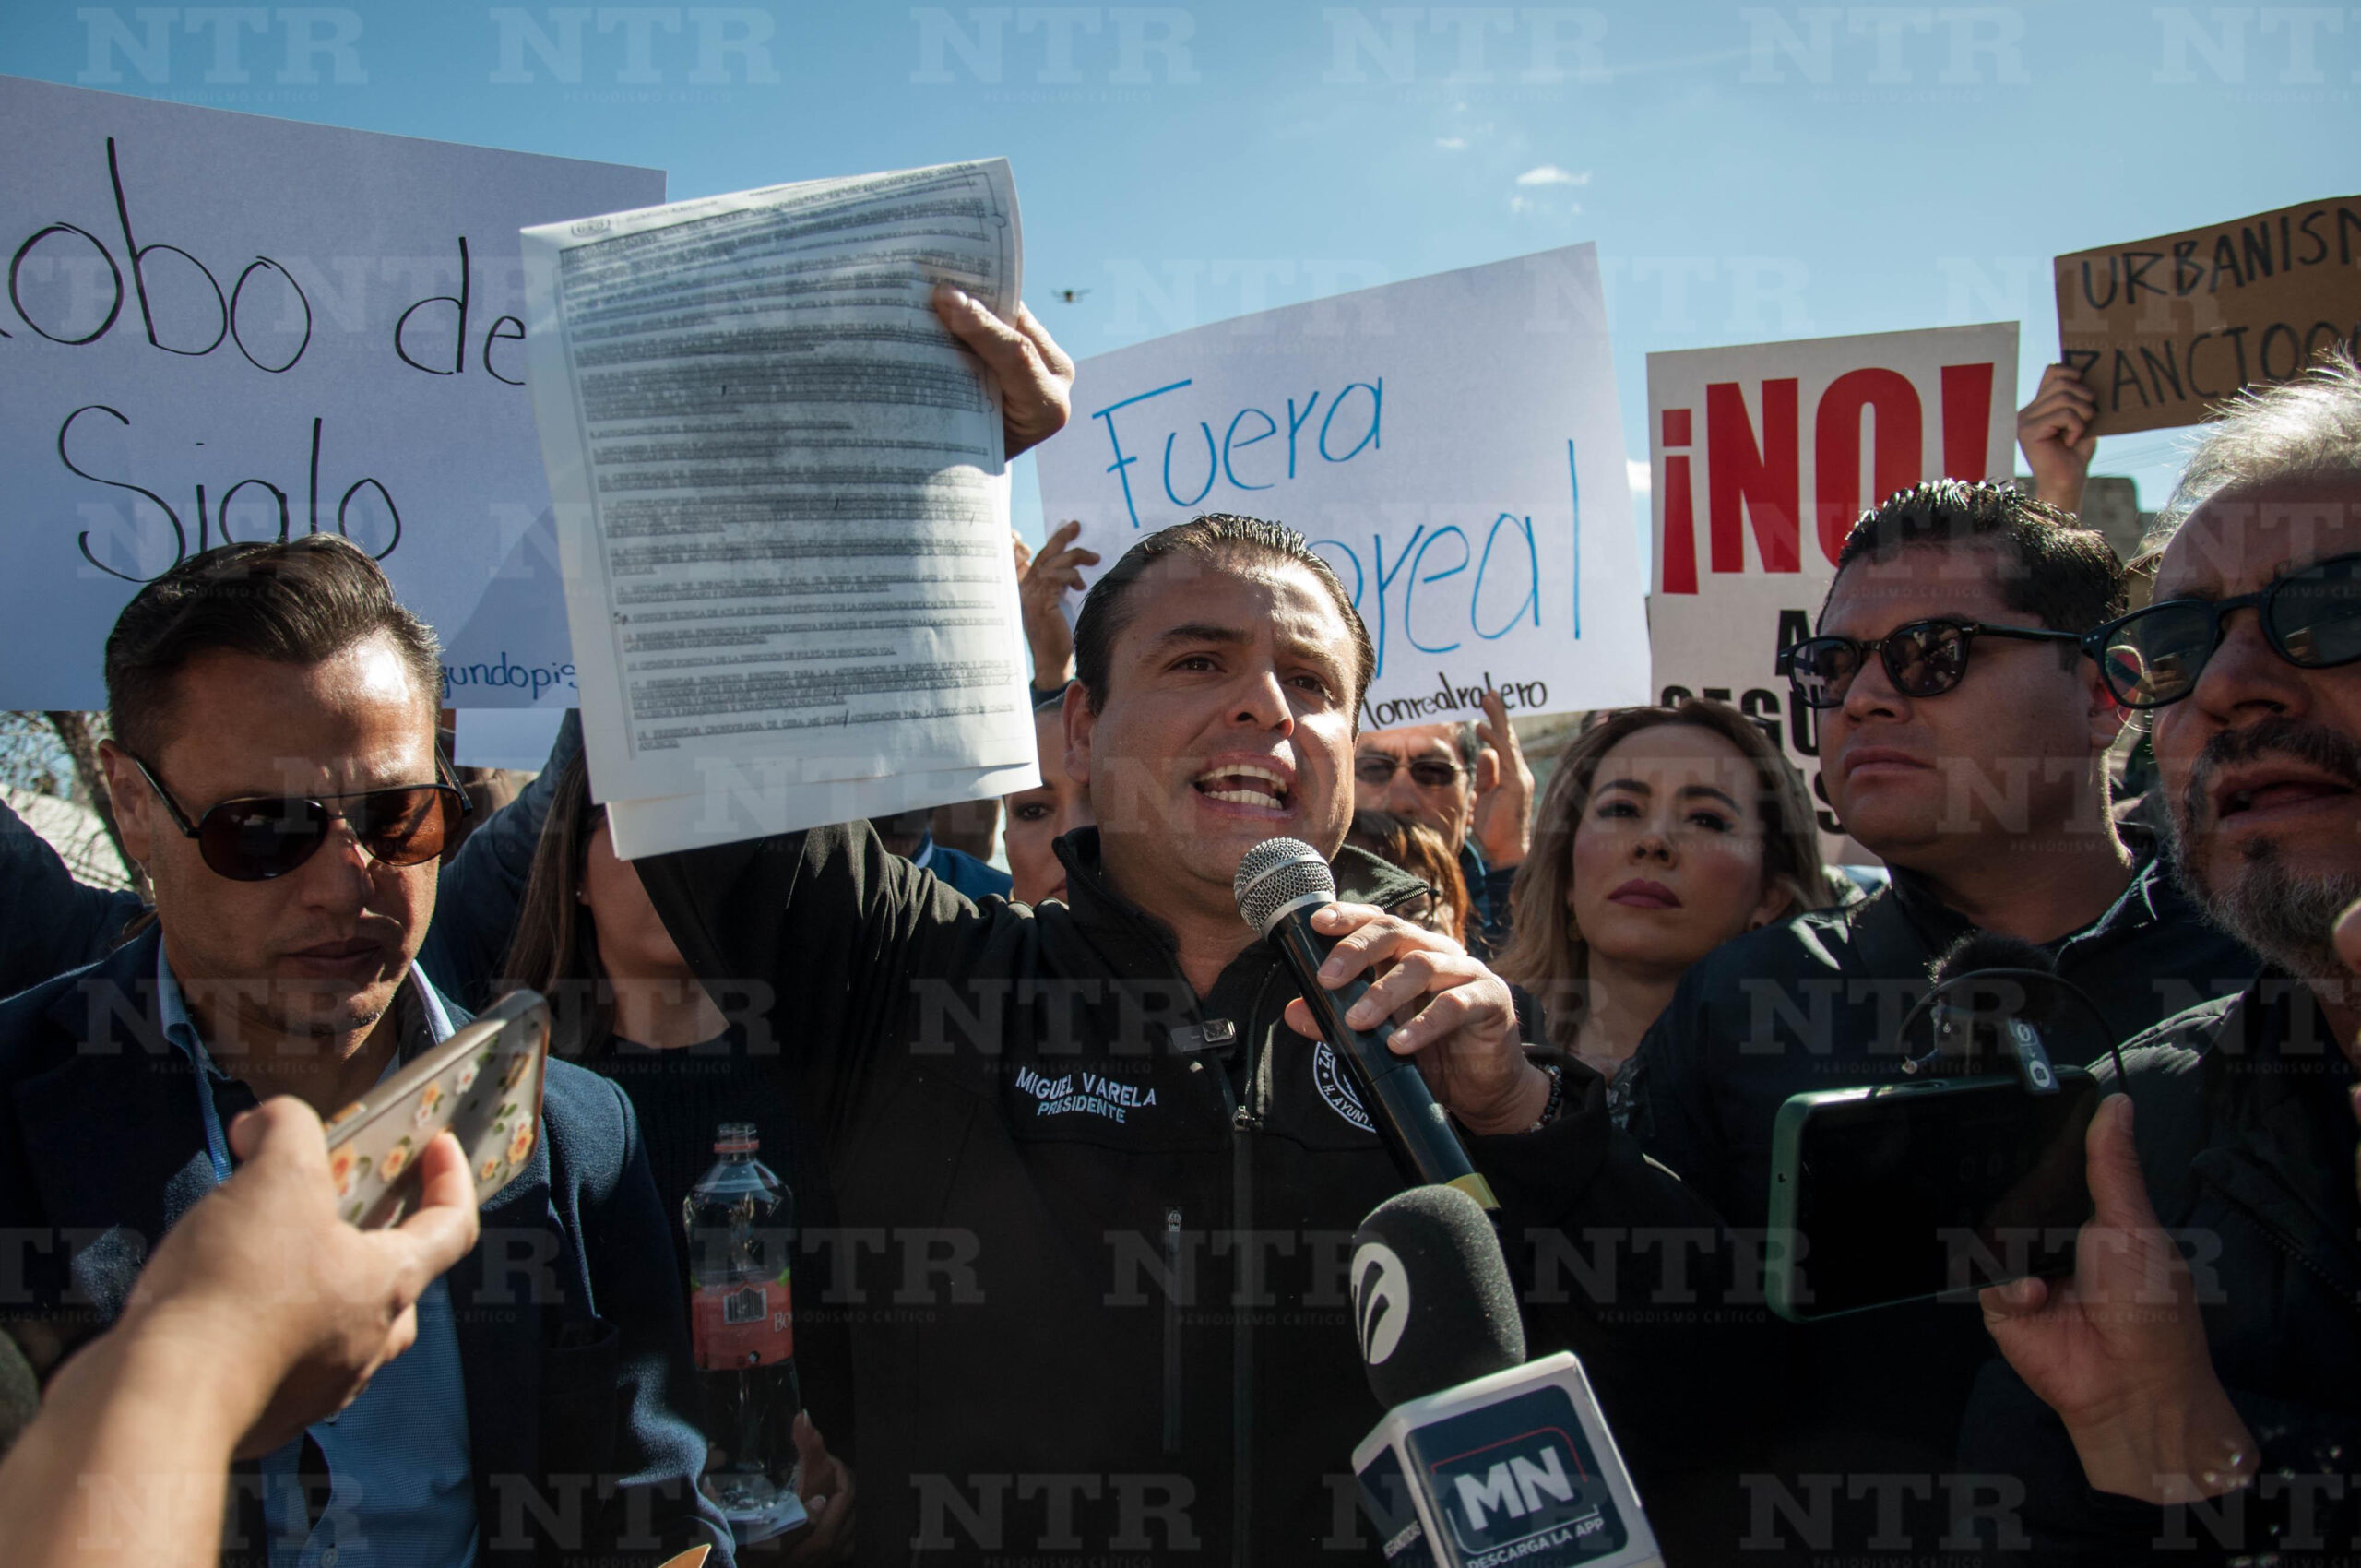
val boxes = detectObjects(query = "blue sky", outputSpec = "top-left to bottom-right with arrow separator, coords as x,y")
4,1 -> 2354,549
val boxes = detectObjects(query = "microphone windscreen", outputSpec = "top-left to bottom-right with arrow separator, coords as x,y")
1351,1184 -> 1525,1409
1929,931 -> 2056,988
1233,837 -> 1334,937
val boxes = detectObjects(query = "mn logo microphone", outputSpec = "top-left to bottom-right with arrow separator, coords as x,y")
1347,1186 -> 1662,1568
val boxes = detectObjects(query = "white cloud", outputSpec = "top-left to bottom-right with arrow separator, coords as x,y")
1508,195 -> 1536,216
1436,136 -> 1467,149
1627,459 -> 1652,493
1514,164 -> 1592,187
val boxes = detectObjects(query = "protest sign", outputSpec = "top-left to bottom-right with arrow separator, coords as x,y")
521,161 -> 1038,857
0,76 -> 662,709
1032,244 -> 1647,728
2056,196 -> 2361,436
1646,322 -> 2019,858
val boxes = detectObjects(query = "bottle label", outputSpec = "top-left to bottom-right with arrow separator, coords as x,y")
691,1273 -> 793,1369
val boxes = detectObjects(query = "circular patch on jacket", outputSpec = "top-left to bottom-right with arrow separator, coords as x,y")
1312,1041 -> 1373,1132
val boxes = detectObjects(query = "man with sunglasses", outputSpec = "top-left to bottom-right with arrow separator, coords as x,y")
1351,691 -> 1534,956
1966,354 -> 2361,1555
1621,478 -> 2258,1550
0,537 -> 730,1564
0,713 -> 578,1007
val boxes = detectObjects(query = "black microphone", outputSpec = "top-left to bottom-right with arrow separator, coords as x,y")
1916,932 -> 2065,1091
1233,838 -> 1498,1213
1929,930 -> 2057,990
1347,1186 -> 1662,1567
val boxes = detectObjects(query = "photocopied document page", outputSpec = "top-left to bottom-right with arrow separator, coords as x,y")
521,159 -> 1039,854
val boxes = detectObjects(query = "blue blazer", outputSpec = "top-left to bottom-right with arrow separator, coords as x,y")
0,927 -> 731,1567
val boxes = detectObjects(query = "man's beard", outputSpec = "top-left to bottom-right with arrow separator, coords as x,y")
2167,716 -> 2361,980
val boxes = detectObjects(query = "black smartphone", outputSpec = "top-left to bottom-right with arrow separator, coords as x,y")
1764,1068 -> 2101,1322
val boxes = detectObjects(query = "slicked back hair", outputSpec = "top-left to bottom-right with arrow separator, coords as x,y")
104,536 -> 443,760
1072,514 -> 1376,719
1825,479 -> 2126,658
2150,349 -> 2361,553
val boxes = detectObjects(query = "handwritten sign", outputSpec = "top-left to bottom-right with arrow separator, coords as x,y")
0,76 -> 661,708
2056,196 -> 2361,436
1646,322 -> 2019,858
1032,244 -> 1647,727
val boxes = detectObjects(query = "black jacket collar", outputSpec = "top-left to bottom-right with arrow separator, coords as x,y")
1884,848 -> 2185,966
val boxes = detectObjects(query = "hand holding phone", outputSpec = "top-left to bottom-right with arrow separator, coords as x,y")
323,991 -> 550,1229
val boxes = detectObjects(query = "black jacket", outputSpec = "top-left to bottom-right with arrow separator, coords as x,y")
0,929 -> 730,1566
639,822 -> 1731,1564
1962,975 -> 2361,1562
1619,854 -> 2258,1557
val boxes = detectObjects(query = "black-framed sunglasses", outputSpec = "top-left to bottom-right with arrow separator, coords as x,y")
2087,552 -> 2361,711
1355,754 -> 1466,790
1779,619 -> 2086,710
130,750 -> 472,882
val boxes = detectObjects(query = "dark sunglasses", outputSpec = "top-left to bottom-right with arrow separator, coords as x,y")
1355,754 -> 1466,790
2088,552 -> 2361,711
1779,619 -> 2085,710
131,750 -> 471,882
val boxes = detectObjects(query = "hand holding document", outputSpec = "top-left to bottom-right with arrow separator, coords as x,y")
520,160 -> 1041,857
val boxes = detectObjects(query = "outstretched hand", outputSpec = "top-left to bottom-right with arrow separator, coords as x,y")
1980,1095 -> 2253,1504
122,1098 -> 480,1458
934,285 -> 1075,460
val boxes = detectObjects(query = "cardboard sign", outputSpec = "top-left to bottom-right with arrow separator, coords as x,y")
1646,323 -> 2019,858
2056,196 -> 2361,436
1033,244 -> 1649,727
0,77 -> 661,708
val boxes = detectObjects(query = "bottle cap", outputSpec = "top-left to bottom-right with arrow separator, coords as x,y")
713,1121 -> 759,1154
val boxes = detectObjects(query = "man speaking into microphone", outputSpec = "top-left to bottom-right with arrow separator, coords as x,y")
638,513 -> 1722,1562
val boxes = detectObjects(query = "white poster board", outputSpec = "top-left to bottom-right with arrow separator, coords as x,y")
0,76 -> 662,709
1034,244 -> 1647,727
1645,322 -> 2019,857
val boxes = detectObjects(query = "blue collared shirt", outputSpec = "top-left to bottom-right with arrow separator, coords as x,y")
157,949 -> 481,1568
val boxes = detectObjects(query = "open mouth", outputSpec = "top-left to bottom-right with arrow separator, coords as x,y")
2213,771 -> 2358,823
1192,760 -> 1292,812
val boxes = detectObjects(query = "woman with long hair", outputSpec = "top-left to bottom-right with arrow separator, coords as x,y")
499,752 -> 854,1559
1496,700 -> 1835,1106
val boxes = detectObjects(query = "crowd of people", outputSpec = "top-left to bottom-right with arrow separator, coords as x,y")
0,281 -> 2357,1568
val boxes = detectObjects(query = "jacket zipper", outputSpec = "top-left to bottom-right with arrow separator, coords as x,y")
1163,1204 -> 1183,1455
1229,968 -> 1287,1568
2199,1166 -> 2361,1328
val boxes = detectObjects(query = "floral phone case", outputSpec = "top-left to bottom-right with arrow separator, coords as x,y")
324,990 -> 550,1229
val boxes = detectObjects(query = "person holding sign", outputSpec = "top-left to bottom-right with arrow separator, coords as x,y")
635,509 -> 1731,1562
2018,362 -> 2102,516
1622,480 -> 2259,1547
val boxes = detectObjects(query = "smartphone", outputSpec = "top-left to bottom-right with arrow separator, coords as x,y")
1763,1068 -> 2100,1323
323,989 -> 551,1229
